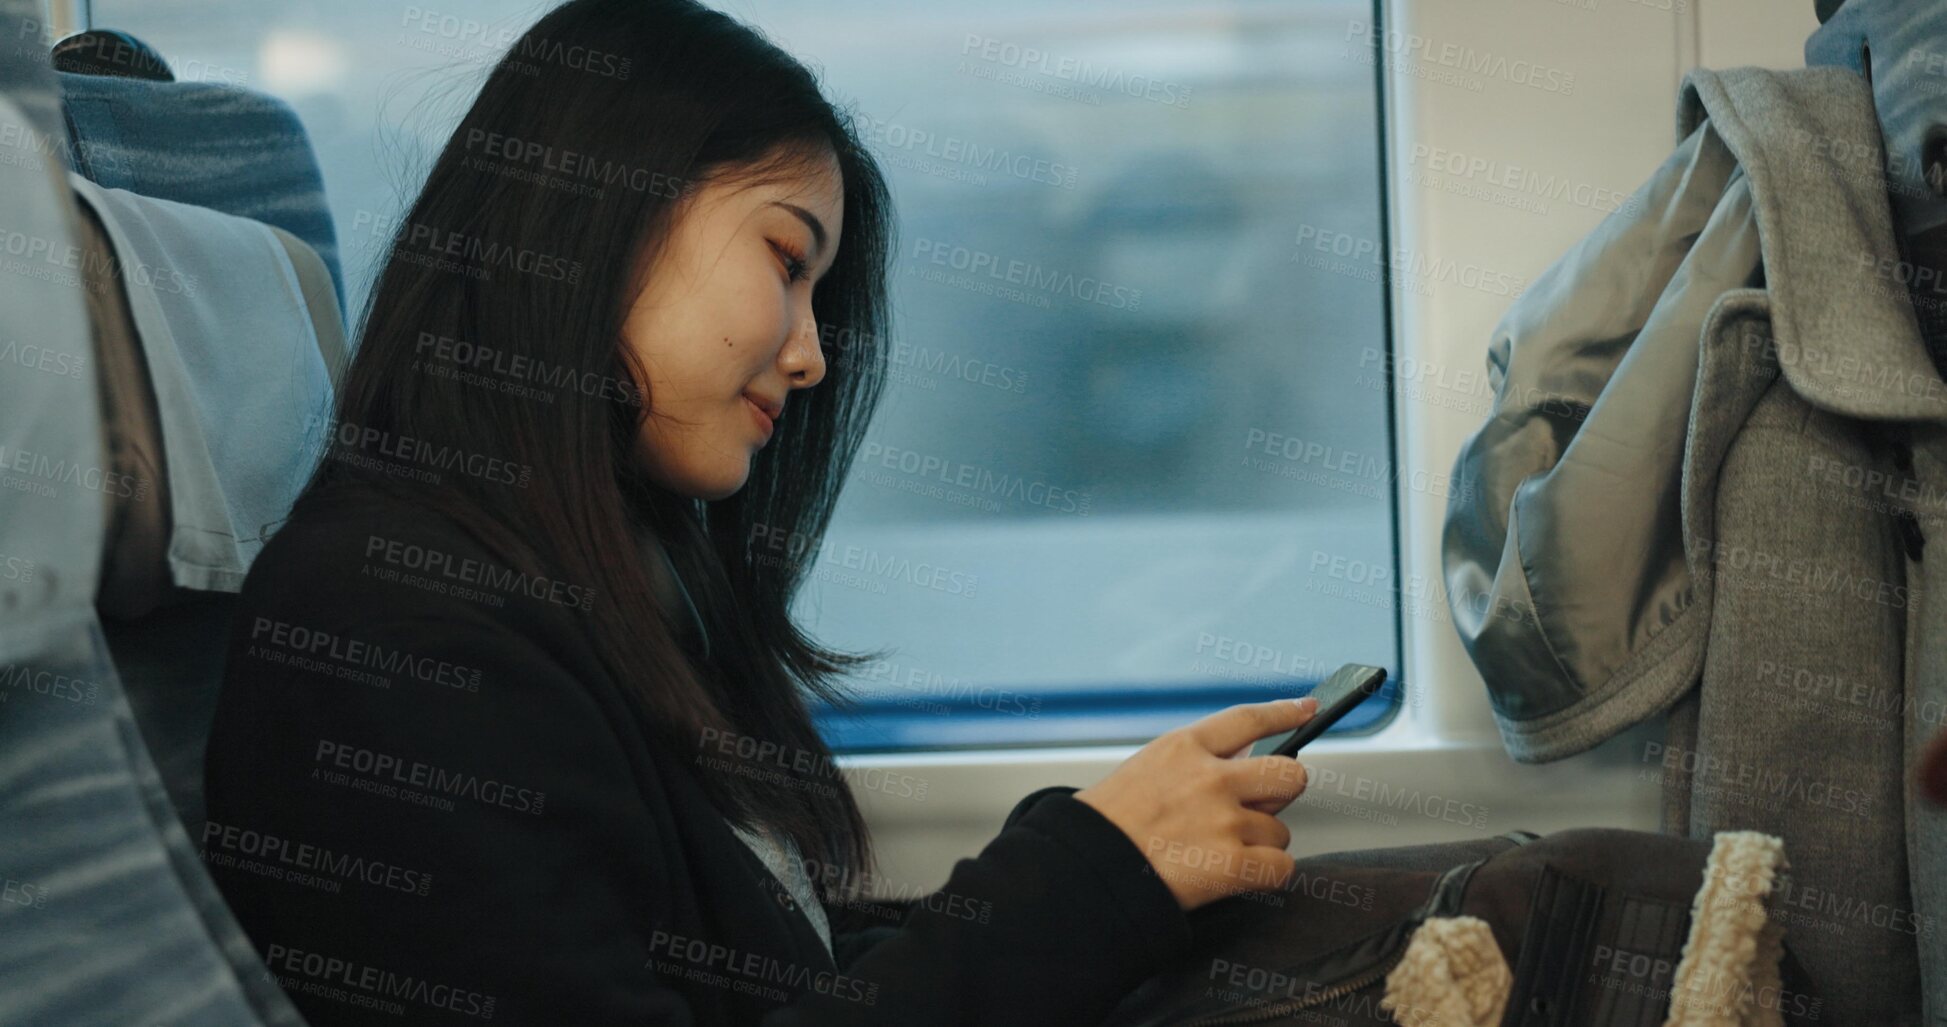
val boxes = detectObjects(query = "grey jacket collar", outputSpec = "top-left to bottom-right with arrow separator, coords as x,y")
1680,67 -> 1947,422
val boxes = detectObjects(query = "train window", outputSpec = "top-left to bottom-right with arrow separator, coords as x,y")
103,0 -> 1399,752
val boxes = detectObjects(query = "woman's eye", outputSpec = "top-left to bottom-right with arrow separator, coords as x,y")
771,241 -> 811,283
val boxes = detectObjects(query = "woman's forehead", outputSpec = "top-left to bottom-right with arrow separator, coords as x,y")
748,157 -> 843,214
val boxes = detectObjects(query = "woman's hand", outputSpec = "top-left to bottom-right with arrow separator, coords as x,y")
1074,698 -> 1316,911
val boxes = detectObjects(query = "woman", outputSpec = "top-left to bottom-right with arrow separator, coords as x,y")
202,1 -> 1319,1023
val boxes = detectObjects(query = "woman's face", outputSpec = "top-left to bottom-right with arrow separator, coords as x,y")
621,151 -> 843,500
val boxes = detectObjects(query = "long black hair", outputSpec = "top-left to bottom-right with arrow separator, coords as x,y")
305,0 -> 894,896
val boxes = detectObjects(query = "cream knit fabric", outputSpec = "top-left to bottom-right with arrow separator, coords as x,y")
1663,831 -> 1790,1027
1380,916 -> 1510,1027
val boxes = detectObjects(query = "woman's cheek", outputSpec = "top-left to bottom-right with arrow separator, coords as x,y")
720,272 -> 793,353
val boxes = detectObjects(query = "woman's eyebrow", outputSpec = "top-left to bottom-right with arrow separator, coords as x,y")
769,201 -> 829,257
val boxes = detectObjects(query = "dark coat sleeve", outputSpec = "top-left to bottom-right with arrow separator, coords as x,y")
205,513 -> 1190,1027
777,788 -> 1192,1025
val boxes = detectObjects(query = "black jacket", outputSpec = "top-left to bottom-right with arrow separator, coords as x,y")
202,483 -> 1192,1025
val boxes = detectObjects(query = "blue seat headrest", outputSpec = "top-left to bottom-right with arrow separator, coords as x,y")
57,70 -> 344,313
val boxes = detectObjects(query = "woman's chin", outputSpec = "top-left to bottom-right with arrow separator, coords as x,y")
688,464 -> 751,502
635,445 -> 751,501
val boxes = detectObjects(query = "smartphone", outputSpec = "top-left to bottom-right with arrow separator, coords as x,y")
1248,663 -> 1387,759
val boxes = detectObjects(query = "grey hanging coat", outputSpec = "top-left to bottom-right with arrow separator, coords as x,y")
1443,66 -> 1947,1026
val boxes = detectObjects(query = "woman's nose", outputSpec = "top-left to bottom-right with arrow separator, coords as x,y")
783,312 -> 827,388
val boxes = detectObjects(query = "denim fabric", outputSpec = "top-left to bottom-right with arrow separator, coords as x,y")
0,611 -> 309,1027
1806,0 -> 1947,238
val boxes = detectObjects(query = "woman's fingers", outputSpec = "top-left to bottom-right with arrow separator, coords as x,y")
1240,846 -> 1297,890
1229,755 -> 1309,808
1236,809 -> 1292,851
1075,699 -> 1320,911
1186,698 -> 1317,758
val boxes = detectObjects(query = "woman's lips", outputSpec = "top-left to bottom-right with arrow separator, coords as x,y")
744,395 -> 775,443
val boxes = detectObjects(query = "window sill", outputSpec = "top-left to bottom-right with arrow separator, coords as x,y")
814,680 -> 1404,754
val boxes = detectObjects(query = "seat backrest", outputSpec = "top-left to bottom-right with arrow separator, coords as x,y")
73,151 -> 346,841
